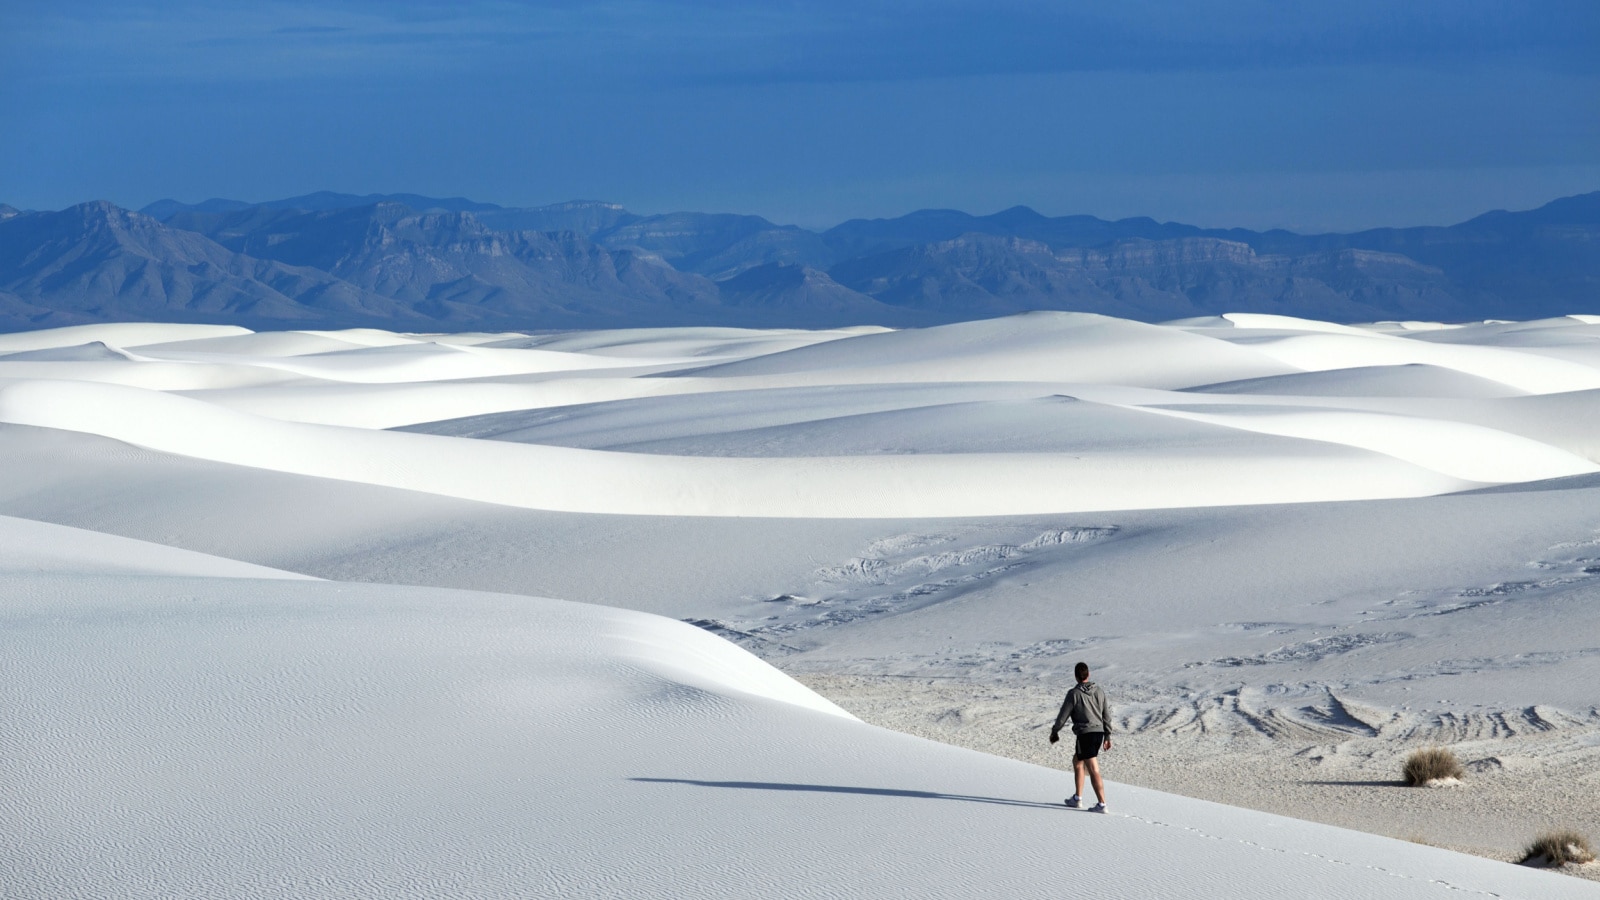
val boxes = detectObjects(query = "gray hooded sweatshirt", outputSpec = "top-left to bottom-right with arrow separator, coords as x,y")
1053,681 -> 1112,736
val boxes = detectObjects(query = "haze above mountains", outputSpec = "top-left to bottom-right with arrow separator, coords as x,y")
0,189 -> 1595,333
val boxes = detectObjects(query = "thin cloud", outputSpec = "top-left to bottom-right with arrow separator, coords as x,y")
272,25 -> 352,34
9,0 -> 1596,89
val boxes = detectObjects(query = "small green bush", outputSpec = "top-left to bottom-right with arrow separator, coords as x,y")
1401,747 -> 1464,786
1521,830 -> 1595,867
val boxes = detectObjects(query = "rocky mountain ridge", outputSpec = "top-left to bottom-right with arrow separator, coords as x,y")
0,191 -> 1592,332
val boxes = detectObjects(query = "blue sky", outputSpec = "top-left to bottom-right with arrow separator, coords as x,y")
2,1 -> 1596,230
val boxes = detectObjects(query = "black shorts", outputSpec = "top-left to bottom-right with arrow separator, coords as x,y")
1073,732 -> 1106,761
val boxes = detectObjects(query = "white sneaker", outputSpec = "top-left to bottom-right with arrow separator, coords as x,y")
1089,802 -> 1106,813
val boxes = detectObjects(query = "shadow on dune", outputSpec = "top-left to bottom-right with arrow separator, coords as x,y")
631,778 -> 1068,810
1458,471 -> 1600,495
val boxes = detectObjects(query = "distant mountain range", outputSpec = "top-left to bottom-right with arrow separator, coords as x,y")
0,190 -> 1595,332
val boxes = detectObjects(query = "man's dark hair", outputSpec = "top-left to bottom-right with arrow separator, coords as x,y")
1074,662 -> 1089,682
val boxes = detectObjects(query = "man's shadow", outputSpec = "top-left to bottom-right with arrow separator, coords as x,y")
631,778 -> 1068,810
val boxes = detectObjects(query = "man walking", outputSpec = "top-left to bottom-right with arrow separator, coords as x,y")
1049,661 -> 1112,812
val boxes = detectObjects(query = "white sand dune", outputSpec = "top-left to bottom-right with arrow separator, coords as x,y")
4,313 -> 1598,516
1437,388 -> 1600,462
0,340 -> 144,363
1404,315 -> 1600,343
134,329 -> 414,356
1129,403 -> 1598,483
1191,363 -> 1529,398
6,416 -> 1598,712
0,321 -> 251,353
1219,312 -> 1384,334
0,513 -> 311,579
5,555 -> 1592,898
0,354 -> 306,390
3,310 -> 1595,519
175,378 -> 704,429
504,323 -> 885,358
1190,328 -> 1600,394
405,387 -> 1344,455
139,340 -> 688,384
0,378 -> 1478,516
679,312 -> 1300,388
5,311 -> 1600,895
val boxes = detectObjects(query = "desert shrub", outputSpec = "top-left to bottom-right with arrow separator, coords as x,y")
1401,747 -> 1464,786
1521,830 -> 1595,867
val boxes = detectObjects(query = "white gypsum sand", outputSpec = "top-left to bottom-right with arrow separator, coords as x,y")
3,312 -> 1600,896
8,544 -> 1593,898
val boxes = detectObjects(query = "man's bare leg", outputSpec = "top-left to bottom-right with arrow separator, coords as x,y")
1073,757 -> 1086,799
1085,758 -> 1107,804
